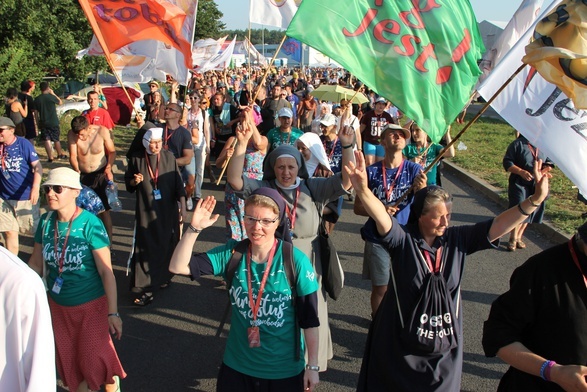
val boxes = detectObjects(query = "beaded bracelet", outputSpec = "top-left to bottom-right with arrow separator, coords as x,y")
517,202 -> 531,216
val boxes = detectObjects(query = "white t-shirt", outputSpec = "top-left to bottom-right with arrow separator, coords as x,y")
0,246 -> 55,391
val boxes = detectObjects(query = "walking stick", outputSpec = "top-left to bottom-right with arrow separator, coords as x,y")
216,137 -> 239,186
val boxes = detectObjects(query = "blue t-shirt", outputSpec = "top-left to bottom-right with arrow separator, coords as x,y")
366,160 -> 422,225
0,136 -> 39,200
320,135 -> 343,174
207,239 -> 318,379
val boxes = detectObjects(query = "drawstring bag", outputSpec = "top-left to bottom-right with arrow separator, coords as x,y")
392,245 -> 458,353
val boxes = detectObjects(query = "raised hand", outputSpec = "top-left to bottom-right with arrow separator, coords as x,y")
190,196 -> 219,230
344,151 -> 369,192
338,124 -> 355,147
532,159 -> 552,203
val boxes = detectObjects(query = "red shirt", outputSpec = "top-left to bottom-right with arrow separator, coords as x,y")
83,108 -> 115,129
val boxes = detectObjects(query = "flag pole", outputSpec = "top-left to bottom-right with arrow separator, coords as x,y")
391,62 -> 528,207
252,35 -> 288,103
216,137 -> 238,186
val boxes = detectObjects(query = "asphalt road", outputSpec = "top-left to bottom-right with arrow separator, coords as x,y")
18,164 -> 559,392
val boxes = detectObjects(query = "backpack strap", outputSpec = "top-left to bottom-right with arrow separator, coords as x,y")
216,239 -> 250,337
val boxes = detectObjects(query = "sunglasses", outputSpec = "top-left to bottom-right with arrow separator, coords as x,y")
244,215 -> 279,227
43,185 -> 66,194
0,127 -> 11,133
165,107 -> 181,113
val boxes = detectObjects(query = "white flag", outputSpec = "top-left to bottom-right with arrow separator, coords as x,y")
478,0 -> 587,196
197,37 -> 237,73
192,36 -> 228,69
477,0 -> 543,86
249,0 -> 301,29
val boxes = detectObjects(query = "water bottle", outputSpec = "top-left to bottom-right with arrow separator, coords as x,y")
105,180 -> 123,211
76,185 -> 105,215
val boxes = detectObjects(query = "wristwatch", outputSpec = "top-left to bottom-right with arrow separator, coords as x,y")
305,365 -> 320,371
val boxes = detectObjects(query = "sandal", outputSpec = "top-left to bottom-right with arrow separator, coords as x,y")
160,280 -> 172,289
507,240 -> 516,252
133,292 -> 153,306
516,240 -> 527,249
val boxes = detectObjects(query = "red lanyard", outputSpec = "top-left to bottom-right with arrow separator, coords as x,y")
164,126 -> 175,150
382,160 -> 404,203
278,187 -> 299,230
53,207 -> 78,276
145,151 -> 160,189
0,144 -> 6,171
568,239 -> 587,288
527,143 -> 539,162
246,239 -> 278,325
424,247 -> 443,274
323,137 -> 338,159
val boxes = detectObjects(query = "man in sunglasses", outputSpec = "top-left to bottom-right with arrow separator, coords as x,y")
163,102 -> 194,200
0,117 -> 42,255
68,116 -> 116,242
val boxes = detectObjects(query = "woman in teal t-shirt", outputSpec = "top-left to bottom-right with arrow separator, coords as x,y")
28,167 -> 125,392
170,188 -> 321,392
403,122 -> 454,186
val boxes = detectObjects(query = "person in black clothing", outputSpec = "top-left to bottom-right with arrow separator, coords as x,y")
483,221 -> 587,391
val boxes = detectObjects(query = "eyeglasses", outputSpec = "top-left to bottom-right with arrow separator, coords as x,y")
244,215 -> 279,227
189,97 -> 199,101
43,185 -> 65,194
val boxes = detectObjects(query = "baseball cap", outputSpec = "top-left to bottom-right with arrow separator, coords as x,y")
43,167 -> 82,190
319,114 -> 337,127
277,107 -> 293,118
0,117 -> 15,128
375,97 -> 387,104
217,82 -> 226,88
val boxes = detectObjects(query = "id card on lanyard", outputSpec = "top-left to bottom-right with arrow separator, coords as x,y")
52,207 -> 78,294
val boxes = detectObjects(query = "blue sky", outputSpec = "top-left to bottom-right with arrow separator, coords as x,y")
216,0 -> 548,30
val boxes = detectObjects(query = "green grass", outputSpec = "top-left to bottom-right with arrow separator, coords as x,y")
449,115 -> 585,234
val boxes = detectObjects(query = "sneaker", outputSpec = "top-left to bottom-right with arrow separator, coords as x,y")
186,197 -> 193,211
58,154 -> 68,160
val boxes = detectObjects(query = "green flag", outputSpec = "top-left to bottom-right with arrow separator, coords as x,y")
287,0 -> 484,143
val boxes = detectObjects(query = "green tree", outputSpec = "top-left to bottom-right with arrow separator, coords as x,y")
0,0 -> 104,96
195,0 -> 226,41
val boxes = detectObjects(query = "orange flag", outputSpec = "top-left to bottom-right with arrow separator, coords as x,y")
523,0 -> 587,109
78,0 -> 193,69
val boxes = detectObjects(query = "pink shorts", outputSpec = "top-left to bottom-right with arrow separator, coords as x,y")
49,295 -> 126,391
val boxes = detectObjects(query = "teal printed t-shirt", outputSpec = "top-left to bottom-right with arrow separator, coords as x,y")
35,209 -> 110,306
404,143 -> 445,186
207,239 -> 318,379
266,127 -> 304,151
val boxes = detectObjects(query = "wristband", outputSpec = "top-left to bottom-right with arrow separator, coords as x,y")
342,144 -> 353,149
540,360 -> 555,381
545,360 -> 556,381
517,202 -> 531,216
108,313 -> 120,318
188,224 -> 202,233
528,195 -> 540,207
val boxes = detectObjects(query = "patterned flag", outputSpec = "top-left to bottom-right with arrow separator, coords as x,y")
250,0 -> 301,29
477,0 -> 543,86
287,0 -> 484,143
78,0 -> 196,83
523,0 -> 587,109
478,1 -> 587,196
283,38 -> 302,63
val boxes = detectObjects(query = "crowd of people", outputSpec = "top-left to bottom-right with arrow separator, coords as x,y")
1,66 -> 586,392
